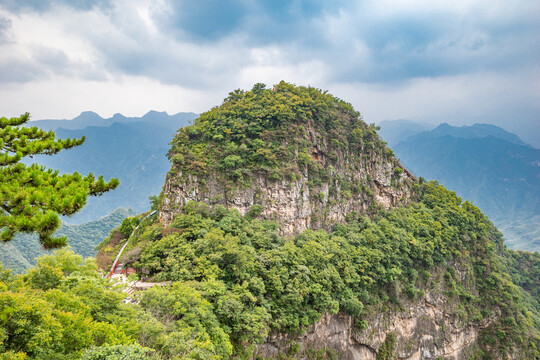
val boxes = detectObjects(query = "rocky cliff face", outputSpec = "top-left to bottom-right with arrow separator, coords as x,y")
255,289 -> 492,360
160,123 -> 414,235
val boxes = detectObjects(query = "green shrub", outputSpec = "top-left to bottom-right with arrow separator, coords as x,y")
377,333 -> 396,360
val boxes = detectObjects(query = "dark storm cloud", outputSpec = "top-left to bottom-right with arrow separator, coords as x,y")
0,58 -> 42,82
86,0 -> 346,87
94,33 -> 250,88
142,0 -> 540,84
32,46 -> 71,74
160,0 -> 245,42
0,42 -> 101,84
157,0 -> 343,44
314,6 -> 540,83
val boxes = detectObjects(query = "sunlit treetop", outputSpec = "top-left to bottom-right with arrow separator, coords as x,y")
168,81 -> 390,183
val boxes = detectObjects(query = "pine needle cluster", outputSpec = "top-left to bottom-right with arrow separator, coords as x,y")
0,113 -> 119,248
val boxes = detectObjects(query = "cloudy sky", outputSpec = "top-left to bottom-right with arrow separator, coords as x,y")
0,0 -> 539,144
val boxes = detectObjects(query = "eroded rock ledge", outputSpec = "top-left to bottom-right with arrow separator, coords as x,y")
254,290 -> 496,360
161,128 -> 414,236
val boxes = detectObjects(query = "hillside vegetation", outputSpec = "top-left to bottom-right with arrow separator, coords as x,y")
167,82 -> 393,189
96,182 -> 539,359
3,182 -> 539,359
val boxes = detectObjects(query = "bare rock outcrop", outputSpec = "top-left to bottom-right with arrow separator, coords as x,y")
160,124 -> 414,235
255,290 -> 495,360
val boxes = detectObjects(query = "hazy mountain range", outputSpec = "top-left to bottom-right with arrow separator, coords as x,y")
380,121 -> 539,252
29,110 -> 197,132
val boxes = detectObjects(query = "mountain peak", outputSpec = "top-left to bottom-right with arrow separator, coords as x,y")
111,113 -> 127,120
424,122 -> 527,146
435,122 -> 452,129
143,110 -> 169,118
74,111 -> 103,121
160,82 -> 415,235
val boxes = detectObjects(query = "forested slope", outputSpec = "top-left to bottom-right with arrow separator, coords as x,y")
0,208 -> 135,274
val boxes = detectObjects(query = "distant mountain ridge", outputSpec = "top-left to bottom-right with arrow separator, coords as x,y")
387,121 -> 539,251
26,110 -> 198,223
377,119 -> 434,147
409,123 -> 529,147
29,110 -> 198,131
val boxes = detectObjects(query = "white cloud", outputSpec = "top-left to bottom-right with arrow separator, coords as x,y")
0,0 -> 537,140
328,69 -> 540,124
0,74 -> 221,120
239,59 -> 328,89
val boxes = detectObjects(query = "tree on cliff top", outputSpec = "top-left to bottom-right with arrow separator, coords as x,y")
0,113 -> 119,248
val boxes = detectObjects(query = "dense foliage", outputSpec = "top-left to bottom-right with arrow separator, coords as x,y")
106,181 -> 539,359
0,251 -> 144,359
502,249 -> 540,330
0,248 -> 238,360
0,113 -> 119,248
167,82 -> 391,188
8,182 -> 536,359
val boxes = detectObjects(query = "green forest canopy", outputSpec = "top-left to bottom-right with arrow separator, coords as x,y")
167,81 -> 392,186
1,182 -> 538,359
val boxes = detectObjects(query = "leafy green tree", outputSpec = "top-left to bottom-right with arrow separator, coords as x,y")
25,248 -> 98,290
80,344 -> 152,360
141,282 -> 233,359
0,249 -> 139,359
0,113 -> 119,248
118,217 -> 139,239
26,264 -> 64,290
0,263 -> 13,284
0,351 -> 28,360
